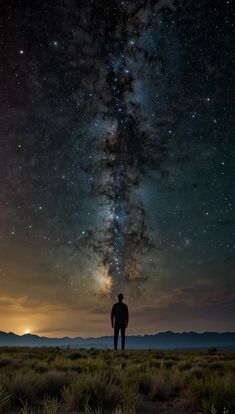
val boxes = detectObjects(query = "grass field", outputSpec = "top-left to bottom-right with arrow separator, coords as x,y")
0,347 -> 234,414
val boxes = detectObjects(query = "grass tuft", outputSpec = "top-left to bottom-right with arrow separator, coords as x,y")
61,373 -> 120,411
122,383 -> 139,414
184,371 -> 235,413
0,384 -> 11,410
43,395 -> 61,414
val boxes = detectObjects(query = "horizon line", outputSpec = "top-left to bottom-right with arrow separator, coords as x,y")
1,330 -> 235,340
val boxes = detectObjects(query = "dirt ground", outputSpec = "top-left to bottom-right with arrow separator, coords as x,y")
137,399 -> 199,414
52,400 -> 199,414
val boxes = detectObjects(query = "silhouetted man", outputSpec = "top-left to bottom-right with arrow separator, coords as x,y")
111,293 -> 129,350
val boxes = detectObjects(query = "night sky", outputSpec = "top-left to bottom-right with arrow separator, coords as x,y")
0,0 -> 234,337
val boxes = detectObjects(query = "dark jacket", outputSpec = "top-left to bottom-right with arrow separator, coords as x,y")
111,302 -> 129,327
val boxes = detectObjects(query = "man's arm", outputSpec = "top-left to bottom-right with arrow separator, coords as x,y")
125,305 -> 129,327
111,305 -> 115,328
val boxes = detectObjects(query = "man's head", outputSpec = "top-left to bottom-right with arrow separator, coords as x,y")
118,293 -> 124,302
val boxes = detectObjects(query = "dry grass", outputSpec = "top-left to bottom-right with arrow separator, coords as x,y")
0,348 -> 233,413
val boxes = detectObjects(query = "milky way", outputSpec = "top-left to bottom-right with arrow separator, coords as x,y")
0,0 -> 234,335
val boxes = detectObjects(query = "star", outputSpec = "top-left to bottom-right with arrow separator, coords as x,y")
52,40 -> 58,47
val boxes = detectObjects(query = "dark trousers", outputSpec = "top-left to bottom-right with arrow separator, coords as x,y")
114,325 -> 126,350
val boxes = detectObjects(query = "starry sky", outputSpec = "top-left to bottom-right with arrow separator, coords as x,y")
0,0 -> 234,337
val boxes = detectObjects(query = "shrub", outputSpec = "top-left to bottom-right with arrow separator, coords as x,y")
185,367 -> 205,380
34,361 -> 49,374
184,371 -> 235,413
0,358 -> 12,368
40,371 -> 70,397
176,361 -> 192,371
7,372 -> 42,405
207,347 -> 218,355
164,360 -> 175,369
148,376 -> 172,401
67,352 -> 83,360
136,373 -> 152,394
62,374 -> 120,411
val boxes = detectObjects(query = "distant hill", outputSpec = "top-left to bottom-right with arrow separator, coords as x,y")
0,331 -> 235,349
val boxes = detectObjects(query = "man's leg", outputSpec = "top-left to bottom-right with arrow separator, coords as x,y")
114,326 -> 119,350
121,326 -> 126,350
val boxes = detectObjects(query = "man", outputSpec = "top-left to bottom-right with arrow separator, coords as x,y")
111,293 -> 129,350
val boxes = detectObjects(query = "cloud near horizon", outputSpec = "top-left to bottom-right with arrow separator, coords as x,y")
1,278 -> 234,336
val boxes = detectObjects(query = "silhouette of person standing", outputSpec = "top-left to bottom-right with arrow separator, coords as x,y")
111,293 -> 129,350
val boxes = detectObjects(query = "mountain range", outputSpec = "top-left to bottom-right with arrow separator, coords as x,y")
0,331 -> 235,349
